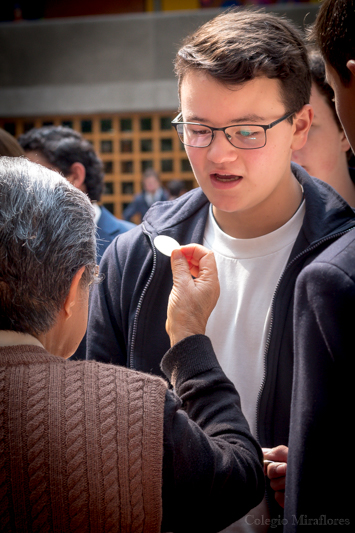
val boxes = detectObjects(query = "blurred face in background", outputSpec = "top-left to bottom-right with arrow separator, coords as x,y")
291,82 -> 350,189
325,62 -> 355,154
144,175 -> 161,194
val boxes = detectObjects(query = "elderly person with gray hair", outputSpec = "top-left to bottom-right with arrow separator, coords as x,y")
0,157 -> 264,533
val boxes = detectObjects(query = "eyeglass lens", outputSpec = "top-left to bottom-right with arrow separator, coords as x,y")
176,123 -> 266,149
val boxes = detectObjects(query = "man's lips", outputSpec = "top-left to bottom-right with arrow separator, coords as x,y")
211,173 -> 242,182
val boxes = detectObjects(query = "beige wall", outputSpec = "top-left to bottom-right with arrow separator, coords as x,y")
0,4 -> 319,117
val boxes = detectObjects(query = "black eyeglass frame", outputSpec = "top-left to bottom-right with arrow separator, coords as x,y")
171,111 -> 295,150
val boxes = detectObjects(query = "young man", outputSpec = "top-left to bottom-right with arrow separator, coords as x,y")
87,10 -> 355,527
283,1 -> 355,528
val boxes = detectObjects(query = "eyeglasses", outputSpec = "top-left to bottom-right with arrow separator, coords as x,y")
171,111 -> 295,150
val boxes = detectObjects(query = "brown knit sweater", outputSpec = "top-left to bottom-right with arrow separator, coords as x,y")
0,345 -> 167,532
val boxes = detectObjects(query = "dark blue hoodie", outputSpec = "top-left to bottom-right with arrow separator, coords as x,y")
87,162 -> 355,520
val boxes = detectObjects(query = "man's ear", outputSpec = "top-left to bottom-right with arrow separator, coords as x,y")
290,104 -> 314,151
67,162 -> 86,191
347,60 -> 355,77
63,266 -> 86,319
340,129 -> 351,153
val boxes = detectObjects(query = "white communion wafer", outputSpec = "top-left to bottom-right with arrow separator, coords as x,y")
154,235 -> 181,257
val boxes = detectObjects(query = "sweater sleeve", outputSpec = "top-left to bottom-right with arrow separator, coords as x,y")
160,335 -> 265,533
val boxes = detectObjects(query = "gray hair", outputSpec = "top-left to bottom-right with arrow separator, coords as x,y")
0,156 -> 97,336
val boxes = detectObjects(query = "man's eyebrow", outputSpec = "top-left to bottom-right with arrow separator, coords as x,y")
185,113 -> 267,124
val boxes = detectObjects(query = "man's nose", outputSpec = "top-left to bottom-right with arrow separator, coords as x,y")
206,131 -> 238,164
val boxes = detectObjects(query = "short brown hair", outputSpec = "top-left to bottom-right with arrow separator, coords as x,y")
174,9 -> 311,114
311,0 -> 355,86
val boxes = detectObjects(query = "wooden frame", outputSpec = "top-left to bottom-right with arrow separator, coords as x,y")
1,111 -> 196,221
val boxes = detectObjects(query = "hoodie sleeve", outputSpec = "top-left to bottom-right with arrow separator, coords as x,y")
160,335 -> 265,533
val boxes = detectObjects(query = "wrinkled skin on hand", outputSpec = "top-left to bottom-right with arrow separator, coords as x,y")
166,244 -> 220,346
263,445 -> 288,508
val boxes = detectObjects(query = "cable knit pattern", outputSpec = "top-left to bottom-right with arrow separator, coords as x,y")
0,345 -> 166,533
0,366 -> 11,533
98,363 -> 120,532
128,372 -> 145,532
65,362 -> 90,532
26,365 -> 51,532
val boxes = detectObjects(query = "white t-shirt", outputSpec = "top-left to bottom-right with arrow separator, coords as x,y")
204,200 -> 305,435
203,200 -> 305,533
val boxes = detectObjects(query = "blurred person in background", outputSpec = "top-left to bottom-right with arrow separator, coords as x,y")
123,168 -> 168,222
292,51 -> 355,206
18,125 -> 135,263
167,179 -> 188,200
0,128 -> 25,157
0,156 -> 264,533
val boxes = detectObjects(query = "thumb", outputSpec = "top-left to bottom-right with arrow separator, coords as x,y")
170,248 -> 191,285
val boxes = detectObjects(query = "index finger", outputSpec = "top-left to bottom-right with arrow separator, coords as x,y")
263,445 -> 288,463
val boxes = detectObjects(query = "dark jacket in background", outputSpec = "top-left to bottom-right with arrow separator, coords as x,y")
284,229 -> 355,531
123,188 -> 169,222
71,206 -> 135,361
96,205 -> 135,262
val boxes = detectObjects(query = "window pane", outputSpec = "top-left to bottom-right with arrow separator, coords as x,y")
160,116 -> 172,130
121,161 -> 133,173
140,117 -> 152,131
141,160 -> 153,172
120,139 -> 133,153
181,159 -> 192,172
62,120 -> 73,129
3,122 -> 16,136
23,122 -> 35,133
103,182 -> 114,195
81,119 -> 92,133
103,202 -> 114,214
103,161 -> 113,174
160,138 -> 172,152
161,159 -> 173,172
101,119 -> 113,133
121,182 -> 134,195
140,139 -> 153,152
120,118 -> 132,132
100,140 -> 113,153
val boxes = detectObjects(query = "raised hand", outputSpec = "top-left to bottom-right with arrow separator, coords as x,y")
166,244 -> 220,346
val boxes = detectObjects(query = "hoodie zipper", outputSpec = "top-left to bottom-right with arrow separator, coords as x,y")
255,226 -> 354,444
128,224 -> 157,369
